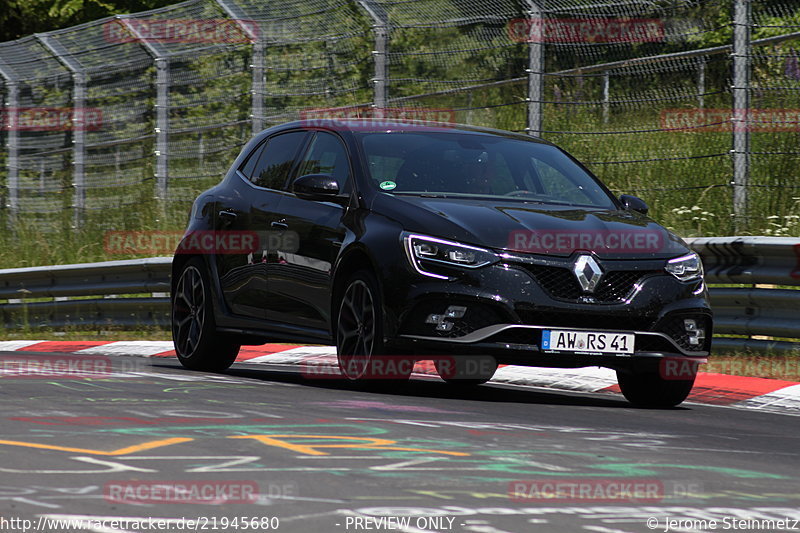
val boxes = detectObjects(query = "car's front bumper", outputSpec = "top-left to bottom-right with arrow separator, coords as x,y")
381,251 -> 712,370
393,322 -> 708,371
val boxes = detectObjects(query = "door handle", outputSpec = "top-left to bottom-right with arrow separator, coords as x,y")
271,221 -> 289,230
218,210 -> 237,220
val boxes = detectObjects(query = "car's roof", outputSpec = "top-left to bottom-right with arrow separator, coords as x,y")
266,118 -> 553,145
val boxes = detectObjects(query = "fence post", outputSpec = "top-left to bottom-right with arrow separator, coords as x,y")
602,70 -> 610,124
36,34 -> 87,228
0,59 -> 18,227
251,38 -> 265,133
357,0 -> 389,110
119,18 -> 171,202
214,0 -> 264,134
697,57 -> 706,108
732,0 -> 751,232
525,1 -> 545,137
154,58 -> 170,201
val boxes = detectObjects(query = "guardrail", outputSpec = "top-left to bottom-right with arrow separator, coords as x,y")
688,237 -> 800,353
0,257 -> 171,329
1,238 -> 799,353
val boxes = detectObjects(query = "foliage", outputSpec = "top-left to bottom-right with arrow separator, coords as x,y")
0,0 -> 178,41
0,0 -> 799,267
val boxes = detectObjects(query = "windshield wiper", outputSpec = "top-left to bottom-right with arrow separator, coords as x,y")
393,192 -> 452,198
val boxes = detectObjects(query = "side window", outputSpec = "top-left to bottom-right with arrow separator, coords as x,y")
239,141 -> 266,179
297,132 -> 351,185
250,131 -> 307,190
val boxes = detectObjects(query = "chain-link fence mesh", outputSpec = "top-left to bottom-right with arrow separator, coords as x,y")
748,1 -> 800,235
1,0 -> 799,244
541,0 -> 737,234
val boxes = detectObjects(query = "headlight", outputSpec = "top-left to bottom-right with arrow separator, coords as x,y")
665,252 -> 703,281
404,233 -> 498,279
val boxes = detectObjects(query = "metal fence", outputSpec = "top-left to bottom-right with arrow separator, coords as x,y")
1,0 -> 799,236
2,238 -> 800,354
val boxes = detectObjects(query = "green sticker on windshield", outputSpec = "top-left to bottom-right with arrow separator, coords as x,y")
379,180 -> 397,191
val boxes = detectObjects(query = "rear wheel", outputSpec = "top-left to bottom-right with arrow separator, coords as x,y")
172,258 -> 239,372
616,370 -> 695,408
335,270 -> 412,382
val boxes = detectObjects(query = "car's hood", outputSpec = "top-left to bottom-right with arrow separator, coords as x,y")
372,194 -> 690,259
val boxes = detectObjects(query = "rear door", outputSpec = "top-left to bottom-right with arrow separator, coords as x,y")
215,130 -> 309,318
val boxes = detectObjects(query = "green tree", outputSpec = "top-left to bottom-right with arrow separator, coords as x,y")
0,0 -> 177,42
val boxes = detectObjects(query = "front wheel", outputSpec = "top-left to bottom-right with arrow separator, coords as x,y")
335,270 -> 412,382
172,257 -> 240,372
616,369 -> 695,408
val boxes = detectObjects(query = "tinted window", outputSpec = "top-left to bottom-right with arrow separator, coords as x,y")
240,141 -> 266,179
358,132 -> 615,208
250,131 -> 307,190
297,132 -> 351,184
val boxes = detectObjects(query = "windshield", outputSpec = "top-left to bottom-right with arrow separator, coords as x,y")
358,131 -> 617,208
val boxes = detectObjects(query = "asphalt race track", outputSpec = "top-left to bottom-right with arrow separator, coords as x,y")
1,350 -> 799,533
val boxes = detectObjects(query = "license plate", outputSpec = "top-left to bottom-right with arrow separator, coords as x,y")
541,329 -> 634,354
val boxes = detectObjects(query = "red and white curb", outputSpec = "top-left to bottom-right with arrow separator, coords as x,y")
2,340 -> 799,415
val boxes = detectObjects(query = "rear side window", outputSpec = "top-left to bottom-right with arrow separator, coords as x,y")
240,142 -> 266,179
247,131 -> 307,190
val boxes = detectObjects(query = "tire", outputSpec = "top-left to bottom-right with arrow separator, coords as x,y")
616,369 -> 695,408
434,355 -> 497,387
172,257 -> 240,372
335,270 -> 412,382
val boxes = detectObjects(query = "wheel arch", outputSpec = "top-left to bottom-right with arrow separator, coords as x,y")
330,245 -> 383,332
171,253 -> 194,294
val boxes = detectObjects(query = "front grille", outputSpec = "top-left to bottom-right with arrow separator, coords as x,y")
595,271 -> 649,301
400,300 -> 509,338
523,264 -> 661,303
525,265 -> 581,299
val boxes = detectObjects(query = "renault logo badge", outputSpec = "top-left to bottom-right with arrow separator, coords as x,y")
573,255 -> 603,292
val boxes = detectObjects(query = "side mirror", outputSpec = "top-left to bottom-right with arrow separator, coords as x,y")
293,174 -> 341,202
619,194 -> 649,215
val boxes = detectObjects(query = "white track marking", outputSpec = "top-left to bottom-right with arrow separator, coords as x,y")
76,341 -> 175,356
0,340 -> 47,351
493,365 -> 618,391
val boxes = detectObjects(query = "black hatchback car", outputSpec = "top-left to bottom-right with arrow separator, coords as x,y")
171,119 -> 711,407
